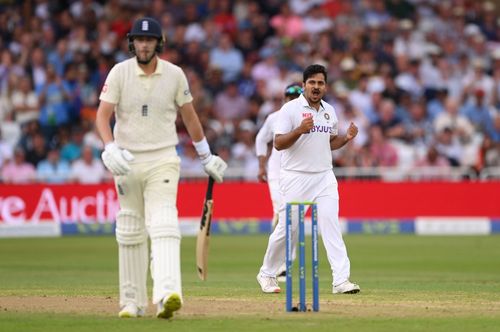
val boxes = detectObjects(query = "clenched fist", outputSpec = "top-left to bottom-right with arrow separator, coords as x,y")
346,122 -> 358,140
298,117 -> 314,134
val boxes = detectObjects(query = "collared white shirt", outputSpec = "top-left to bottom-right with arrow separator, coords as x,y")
255,111 -> 281,180
99,57 -> 193,152
275,94 -> 338,172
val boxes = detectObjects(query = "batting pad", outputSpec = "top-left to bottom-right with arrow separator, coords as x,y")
149,205 -> 182,304
115,210 -> 148,308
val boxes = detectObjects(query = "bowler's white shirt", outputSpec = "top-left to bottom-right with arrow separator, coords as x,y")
274,94 -> 338,172
255,111 -> 281,181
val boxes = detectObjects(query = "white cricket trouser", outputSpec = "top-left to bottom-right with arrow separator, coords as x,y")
259,169 -> 351,286
115,153 -> 182,307
268,177 -> 280,216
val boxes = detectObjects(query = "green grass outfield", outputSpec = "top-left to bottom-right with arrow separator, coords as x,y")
0,235 -> 499,332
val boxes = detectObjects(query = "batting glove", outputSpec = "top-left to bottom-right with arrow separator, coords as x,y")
201,154 -> 227,183
101,142 -> 135,176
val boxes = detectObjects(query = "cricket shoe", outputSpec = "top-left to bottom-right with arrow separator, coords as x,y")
257,273 -> 281,293
332,280 -> 361,294
118,303 -> 145,318
276,269 -> 287,283
156,293 -> 182,319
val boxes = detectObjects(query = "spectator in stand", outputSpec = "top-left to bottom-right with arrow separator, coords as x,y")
70,145 -> 106,184
36,64 -> 71,140
404,100 -> 434,147
302,4 -> 333,35
36,145 -> 71,183
485,112 -> 500,143
1,147 -> 36,184
213,80 -> 249,124
60,125 -> 85,162
475,136 -> 500,173
212,0 -> 238,37
11,76 -> 39,127
462,58 -> 494,106
209,33 -> 244,83
375,98 -> 406,141
461,88 -> 495,134
61,62 -> 83,124
434,127 -> 463,166
251,48 -> 281,83
231,119 -> 258,181
395,58 -> 424,100
0,50 -> 25,96
427,87 -> 448,121
434,97 -> 475,145
368,125 -> 399,166
270,3 -> 304,39
237,60 -> 258,98
412,145 -> 451,180
26,47 -> 47,91
47,39 -> 73,77
0,128 -> 14,169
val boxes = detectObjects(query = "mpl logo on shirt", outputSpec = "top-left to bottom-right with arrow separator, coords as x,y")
302,113 -> 312,118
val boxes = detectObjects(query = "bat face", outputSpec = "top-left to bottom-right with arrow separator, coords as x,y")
196,177 -> 215,280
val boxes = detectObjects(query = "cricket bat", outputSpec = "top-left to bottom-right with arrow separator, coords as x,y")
196,176 -> 215,280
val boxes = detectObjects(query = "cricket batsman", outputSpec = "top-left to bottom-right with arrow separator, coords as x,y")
95,17 -> 227,319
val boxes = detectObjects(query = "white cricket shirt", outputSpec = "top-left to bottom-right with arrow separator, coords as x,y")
99,57 -> 193,152
255,111 -> 281,180
275,94 -> 338,172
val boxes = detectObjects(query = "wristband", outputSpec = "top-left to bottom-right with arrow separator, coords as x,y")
193,137 -> 211,159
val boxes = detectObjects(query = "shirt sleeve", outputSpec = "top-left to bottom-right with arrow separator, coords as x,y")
175,68 -> 194,108
274,105 -> 292,135
255,115 -> 274,157
99,65 -> 121,104
331,107 -> 339,136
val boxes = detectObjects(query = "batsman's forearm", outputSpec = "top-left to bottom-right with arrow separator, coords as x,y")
274,129 -> 302,150
180,103 -> 205,142
95,103 -> 115,145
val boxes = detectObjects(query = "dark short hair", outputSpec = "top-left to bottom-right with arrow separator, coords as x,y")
303,64 -> 327,83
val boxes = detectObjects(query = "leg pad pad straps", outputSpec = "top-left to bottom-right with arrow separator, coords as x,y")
116,210 -> 148,245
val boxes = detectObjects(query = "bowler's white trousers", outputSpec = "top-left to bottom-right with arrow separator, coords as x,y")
259,169 -> 351,286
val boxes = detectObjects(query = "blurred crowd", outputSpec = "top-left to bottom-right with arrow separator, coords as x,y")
1,0 -> 500,184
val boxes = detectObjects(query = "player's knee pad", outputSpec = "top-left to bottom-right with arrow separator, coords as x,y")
115,210 -> 147,245
149,205 -> 180,240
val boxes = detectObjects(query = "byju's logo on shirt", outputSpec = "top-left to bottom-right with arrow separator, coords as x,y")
310,125 -> 333,134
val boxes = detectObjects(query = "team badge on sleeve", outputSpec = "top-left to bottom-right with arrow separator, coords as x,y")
184,89 -> 191,95
101,84 -> 108,93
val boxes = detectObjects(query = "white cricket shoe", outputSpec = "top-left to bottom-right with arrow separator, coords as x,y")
332,280 -> 361,294
118,303 -> 145,318
156,293 -> 182,319
257,273 -> 281,293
